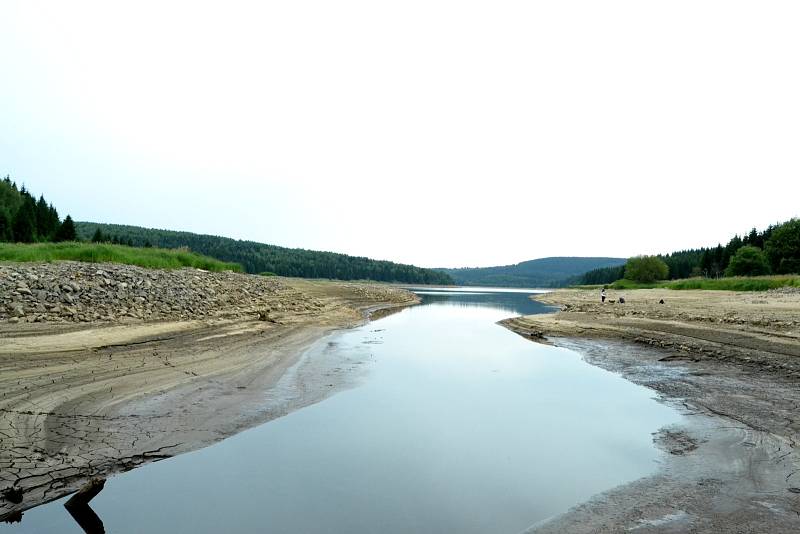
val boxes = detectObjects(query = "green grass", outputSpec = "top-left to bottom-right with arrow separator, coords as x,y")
608,279 -> 663,290
604,275 -> 800,291
0,242 -> 242,272
665,276 -> 800,291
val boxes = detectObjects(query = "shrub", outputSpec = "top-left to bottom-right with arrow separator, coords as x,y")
624,256 -> 669,283
778,258 -> 800,274
724,246 -> 771,276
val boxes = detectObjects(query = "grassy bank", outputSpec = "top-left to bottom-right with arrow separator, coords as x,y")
0,242 -> 242,272
601,276 -> 800,291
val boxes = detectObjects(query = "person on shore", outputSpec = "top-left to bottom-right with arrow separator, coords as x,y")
601,287 -> 607,303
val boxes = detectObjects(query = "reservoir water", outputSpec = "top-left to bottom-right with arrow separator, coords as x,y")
5,288 -> 681,533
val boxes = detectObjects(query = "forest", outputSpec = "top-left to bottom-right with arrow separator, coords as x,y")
576,219 -> 800,285
437,257 -> 626,287
2,177 -> 451,284
0,177 -> 76,243
76,222 -> 454,285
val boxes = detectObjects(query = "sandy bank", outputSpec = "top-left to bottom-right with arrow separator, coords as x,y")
0,266 -> 417,521
502,288 -> 800,532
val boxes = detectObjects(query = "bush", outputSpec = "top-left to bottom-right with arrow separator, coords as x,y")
724,246 -> 770,276
778,258 -> 800,274
624,256 -> 669,283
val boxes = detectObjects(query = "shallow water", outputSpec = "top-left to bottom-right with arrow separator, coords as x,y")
5,288 -> 681,534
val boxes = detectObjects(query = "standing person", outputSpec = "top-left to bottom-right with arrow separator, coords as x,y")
601,287 -> 607,303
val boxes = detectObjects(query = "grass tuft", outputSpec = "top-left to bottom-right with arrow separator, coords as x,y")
604,275 -> 800,291
0,242 -> 242,272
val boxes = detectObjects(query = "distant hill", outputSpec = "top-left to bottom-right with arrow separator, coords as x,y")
437,257 -> 627,288
76,222 -> 454,285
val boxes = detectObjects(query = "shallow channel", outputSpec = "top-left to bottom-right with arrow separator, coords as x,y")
5,287 -> 681,533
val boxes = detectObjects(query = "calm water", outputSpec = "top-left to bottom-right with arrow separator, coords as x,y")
5,288 -> 680,534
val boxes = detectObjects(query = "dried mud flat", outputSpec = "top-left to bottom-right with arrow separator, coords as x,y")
0,263 -> 417,522
503,288 -> 800,533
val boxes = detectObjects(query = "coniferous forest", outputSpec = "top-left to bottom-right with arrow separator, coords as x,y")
0,177 -> 76,243
2,177 -> 452,284
76,222 -> 454,284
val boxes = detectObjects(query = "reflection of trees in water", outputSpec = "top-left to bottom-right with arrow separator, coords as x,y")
64,478 -> 106,534
418,293 -> 548,316
65,501 -> 105,534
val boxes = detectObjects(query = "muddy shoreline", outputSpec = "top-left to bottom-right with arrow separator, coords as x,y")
0,271 -> 418,522
502,288 -> 800,532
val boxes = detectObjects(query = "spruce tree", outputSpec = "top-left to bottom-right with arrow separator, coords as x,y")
0,211 -> 11,241
48,204 -> 60,237
12,199 -> 36,242
91,228 -> 105,243
54,215 -> 77,242
35,195 -> 52,238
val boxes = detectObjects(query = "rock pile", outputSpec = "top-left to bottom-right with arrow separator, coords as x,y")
0,261 -> 317,324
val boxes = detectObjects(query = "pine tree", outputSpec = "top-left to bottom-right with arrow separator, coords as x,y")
91,228 -> 105,243
0,211 -> 11,241
35,195 -> 52,238
54,215 -> 77,242
12,198 -> 36,242
48,204 -> 60,235
745,228 -> 760,248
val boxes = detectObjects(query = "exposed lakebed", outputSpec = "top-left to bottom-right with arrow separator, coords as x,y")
5,288 -> 681,533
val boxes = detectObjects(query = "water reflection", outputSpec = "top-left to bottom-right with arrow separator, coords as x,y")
64,502 -> 104,534
63,479 -> 106,534
412,288 -> 553,316
4,287 -> 680,534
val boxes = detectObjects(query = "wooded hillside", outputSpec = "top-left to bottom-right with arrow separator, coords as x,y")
76,222 -> 454,285
437,257 -> 627,287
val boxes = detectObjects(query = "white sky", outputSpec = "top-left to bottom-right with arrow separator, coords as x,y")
1,1 -> 798,268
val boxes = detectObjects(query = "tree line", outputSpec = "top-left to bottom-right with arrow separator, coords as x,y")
577,218 -> 800,284
2,177 -> 452,284
0,176 -> 76,243
77,222 -> 454,285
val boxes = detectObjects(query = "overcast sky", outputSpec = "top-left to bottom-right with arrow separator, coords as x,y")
1,1 -> 798,268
